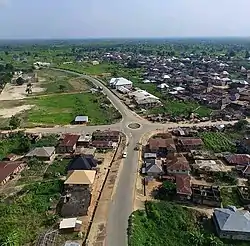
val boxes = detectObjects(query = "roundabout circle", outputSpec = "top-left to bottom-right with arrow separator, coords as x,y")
128,122 -> 141,129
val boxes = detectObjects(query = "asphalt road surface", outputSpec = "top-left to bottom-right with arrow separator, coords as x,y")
22,68 -> 246,246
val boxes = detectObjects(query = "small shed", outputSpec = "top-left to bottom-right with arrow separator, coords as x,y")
59,218 -> 82,232
74,116 -> 88,124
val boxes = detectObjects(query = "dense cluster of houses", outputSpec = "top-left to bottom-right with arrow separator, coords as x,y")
0,130 -> 120,234
142,127 -> 250,241
105,52 -> 250,121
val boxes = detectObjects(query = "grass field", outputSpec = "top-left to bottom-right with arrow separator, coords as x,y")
37,69 -> 92,94
199,132 -> 237,153
23,92 -> 121,126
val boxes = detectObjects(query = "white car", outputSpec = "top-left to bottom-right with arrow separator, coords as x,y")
122,152 -> 127,158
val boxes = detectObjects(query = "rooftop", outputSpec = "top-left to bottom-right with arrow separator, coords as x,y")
175,175 -> 192,196
214,207 -> 250,233
179,138 -> 204,146
65,170 -> 96,185
0,161 -> 25,183
59,134 -> 80,147
26,147 -> 55,158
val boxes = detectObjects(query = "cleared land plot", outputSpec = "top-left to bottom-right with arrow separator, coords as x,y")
199,132 -> 237,153
23,92 -> 121,126
37,69 -> 92,93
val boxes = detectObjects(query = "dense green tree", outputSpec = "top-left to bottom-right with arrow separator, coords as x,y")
9,116 -> 21,129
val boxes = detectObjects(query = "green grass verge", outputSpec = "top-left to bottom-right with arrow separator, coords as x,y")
199,132 -> 237,153
24,92 -> 121,125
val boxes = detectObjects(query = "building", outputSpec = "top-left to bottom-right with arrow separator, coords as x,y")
148,137 -> 176,156
129,89 -> 161,109
175,174 -> 192,201
92,130 -> 120,142
213,206 -> 250,241
64,170 -> 96,187
25,147 -> 55,161
193,159 -> 226,173
64,241 -> 81,246
74,116 -> 88,124
0,161 -> 26,185
177,138 -> 204,151
165,154 -> 190,175
60,168 -> 95,217
144,153 -> 157,159
109,77 -> 133,89
57,134 -> 80,154
192,185 -> 221,207
59,218 -> 82,232
143,159 -> 163,177
224,154 -> 250,166
91,140 -> 115,149
77,134 -> 92,147
67,156 -> 98,171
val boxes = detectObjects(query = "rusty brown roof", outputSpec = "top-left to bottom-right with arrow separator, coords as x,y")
0,161 -> 25,183
176,175 -> 192,195
179,138 -> 204,146
149,138 -> 176,150
59,134 -> 80,147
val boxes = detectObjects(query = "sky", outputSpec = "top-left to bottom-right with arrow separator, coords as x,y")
0,0 -> 250,39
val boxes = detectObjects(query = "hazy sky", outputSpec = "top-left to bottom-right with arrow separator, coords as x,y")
0,0 -> 249,39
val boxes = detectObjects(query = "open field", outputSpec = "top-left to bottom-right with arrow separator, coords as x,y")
37,69 -> 92,93
0,69 -> 120,127
23,92 -> 121,126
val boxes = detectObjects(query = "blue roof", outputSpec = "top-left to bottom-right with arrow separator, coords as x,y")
214,207 -> 250,233
75,116 -> 88,122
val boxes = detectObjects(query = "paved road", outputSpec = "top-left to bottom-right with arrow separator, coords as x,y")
25,68 -> 247,246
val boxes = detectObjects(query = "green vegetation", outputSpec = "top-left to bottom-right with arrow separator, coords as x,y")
37,69 -> 92,93
199,132 -> 237,153
0,180 -> 63,246
24,92 -> 121,125
128,201 -> 224,246
17,158 -> 47,184
44,158 -> 70,179
212,171 -> 238,185
221,187 -> 242,208
33,134 -> 59,147
9,115 -> 21,129
0,132 -> 31,160
155,181 -> 176,200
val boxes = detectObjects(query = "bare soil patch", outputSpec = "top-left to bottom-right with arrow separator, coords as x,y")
0,105 -> 34,118
0,83 -> 45,101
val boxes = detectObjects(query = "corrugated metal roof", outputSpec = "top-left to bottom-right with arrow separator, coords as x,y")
75,116 -> 88,122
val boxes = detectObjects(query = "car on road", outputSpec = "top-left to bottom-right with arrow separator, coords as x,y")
122,152 -> 127,158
